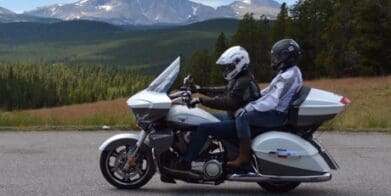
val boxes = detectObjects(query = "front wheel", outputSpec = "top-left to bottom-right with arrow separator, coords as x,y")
100,141 -> 156,189
258,182 -> 301,193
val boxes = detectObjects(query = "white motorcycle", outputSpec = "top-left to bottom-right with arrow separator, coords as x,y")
99,57 -> 350,192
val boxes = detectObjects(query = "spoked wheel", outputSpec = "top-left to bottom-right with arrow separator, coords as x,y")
100,142 -> 156,189
258,181 -> 301,193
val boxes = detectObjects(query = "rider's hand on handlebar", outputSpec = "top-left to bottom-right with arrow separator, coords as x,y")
189,84 -> 201,93
189,97 -> 201,108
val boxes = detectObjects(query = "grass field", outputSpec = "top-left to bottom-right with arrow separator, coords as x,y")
0,76 -> 389,131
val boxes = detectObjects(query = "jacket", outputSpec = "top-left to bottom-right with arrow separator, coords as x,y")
244,66 -> 303,113
199,70 -> 261,117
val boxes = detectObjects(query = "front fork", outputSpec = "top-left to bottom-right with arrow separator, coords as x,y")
124,129 -> 149,169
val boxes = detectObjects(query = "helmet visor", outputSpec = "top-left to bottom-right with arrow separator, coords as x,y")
271,53 -> 280,67
220,63 -> 236,78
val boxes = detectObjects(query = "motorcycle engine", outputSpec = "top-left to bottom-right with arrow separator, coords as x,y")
202,159 -> 223,180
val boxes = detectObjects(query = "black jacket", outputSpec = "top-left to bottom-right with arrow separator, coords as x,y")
199,70 -> 261,117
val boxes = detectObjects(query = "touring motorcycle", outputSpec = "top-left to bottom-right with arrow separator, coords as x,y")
99,57 -> 350,192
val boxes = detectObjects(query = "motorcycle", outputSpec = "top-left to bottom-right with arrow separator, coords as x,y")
99,57 -> 350,192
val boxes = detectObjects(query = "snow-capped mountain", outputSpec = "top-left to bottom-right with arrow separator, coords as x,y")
0,6 -> 60,23
229,0 -> 280,19
0,7 -> 15,15
25,0 -> 280,25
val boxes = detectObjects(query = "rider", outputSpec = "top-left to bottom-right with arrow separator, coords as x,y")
191,46 -> 261,119
228,39 -> 304,169
168,46 -> 260,172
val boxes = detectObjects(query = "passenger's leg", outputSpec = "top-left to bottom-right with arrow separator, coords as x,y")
228,111 -> 287,168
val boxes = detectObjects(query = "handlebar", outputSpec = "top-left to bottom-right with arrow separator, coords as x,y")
169,89 -> 194,108
169,74 -> 199,108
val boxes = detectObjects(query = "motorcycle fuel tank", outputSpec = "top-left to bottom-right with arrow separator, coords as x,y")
166,105 -> 220,126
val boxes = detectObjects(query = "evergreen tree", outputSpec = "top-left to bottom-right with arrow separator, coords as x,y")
231,13 -> 265,81
188,50 -> 212,86
209,33 -> 228,85
349,0 -> 391,75
316,0 -> 358,77
257,15 -> 274,81
271,3 -> 291,42
290,0 -> 334,78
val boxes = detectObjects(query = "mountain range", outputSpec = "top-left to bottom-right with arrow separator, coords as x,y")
21,0 -> 280,25
0,6 -> 60,23
0,18 -> 239,67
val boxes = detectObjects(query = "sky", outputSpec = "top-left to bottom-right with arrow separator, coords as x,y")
0,0 -> 297,13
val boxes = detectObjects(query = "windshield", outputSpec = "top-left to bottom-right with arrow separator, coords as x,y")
147,57 -> 180,93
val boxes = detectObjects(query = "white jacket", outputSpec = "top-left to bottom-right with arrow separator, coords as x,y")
244,66 -> 303,113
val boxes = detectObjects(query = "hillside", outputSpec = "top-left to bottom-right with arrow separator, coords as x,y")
1,76 -> 389,130
0,18 -> 238,67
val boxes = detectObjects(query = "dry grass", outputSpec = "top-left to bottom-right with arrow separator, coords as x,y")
0,76 -> 390,130
0,98 -> 136,129
302,76 -> 391,130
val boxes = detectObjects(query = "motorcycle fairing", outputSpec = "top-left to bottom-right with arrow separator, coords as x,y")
127,57 -> 180,123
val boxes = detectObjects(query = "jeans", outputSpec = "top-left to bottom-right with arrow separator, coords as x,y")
213,112 -> 233,121
235,110 -> 287,139
184,120 -> 237,162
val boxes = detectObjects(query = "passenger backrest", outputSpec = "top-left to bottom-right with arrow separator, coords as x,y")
286,86 -> 311,125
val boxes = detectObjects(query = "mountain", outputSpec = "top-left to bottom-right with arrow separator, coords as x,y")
25,0 -> 280,25
0,7 -> 14,15
0,6 -> 60,23
228,0 -> 280,19
0,20 -> 122,43
26,0 -> 220,25
0,18 -> 238,67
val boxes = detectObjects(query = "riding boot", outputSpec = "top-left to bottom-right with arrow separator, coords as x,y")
227,138 -> 251,169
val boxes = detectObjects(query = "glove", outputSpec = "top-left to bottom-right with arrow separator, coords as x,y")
234,108 -> 246,118
189,84 -> 201,93
189,97 -> 201,108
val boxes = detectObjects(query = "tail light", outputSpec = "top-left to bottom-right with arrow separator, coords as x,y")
340,97 -> 351,105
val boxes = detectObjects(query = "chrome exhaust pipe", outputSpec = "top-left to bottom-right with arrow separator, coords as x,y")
227,172 -> 331,182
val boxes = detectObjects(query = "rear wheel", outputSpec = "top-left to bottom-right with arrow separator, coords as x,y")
100,142 -> 156,189
258,182 -> 301,193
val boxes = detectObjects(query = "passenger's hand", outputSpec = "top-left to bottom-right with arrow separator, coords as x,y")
234,108 -> 246,118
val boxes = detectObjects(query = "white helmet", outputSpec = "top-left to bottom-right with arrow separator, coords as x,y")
216,46 -> 250,80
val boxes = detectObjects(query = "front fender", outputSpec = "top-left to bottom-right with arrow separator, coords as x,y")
99,133 -> 147,151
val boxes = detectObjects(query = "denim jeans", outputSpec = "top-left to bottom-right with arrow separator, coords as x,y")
213,112 -> 233,121
235,110 -> 287,139
184,120 -> 237,162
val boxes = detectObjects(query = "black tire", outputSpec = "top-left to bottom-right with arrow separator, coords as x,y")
258,182 -> 301,193
100,141 -> 156,189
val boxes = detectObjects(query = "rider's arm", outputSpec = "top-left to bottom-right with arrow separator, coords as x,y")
198,86 -> 226,97
200,79 -> 250,111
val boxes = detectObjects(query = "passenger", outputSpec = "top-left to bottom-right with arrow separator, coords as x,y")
228,39 -> 304,169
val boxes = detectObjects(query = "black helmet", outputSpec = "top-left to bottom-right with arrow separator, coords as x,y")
271,39 -> 301,72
